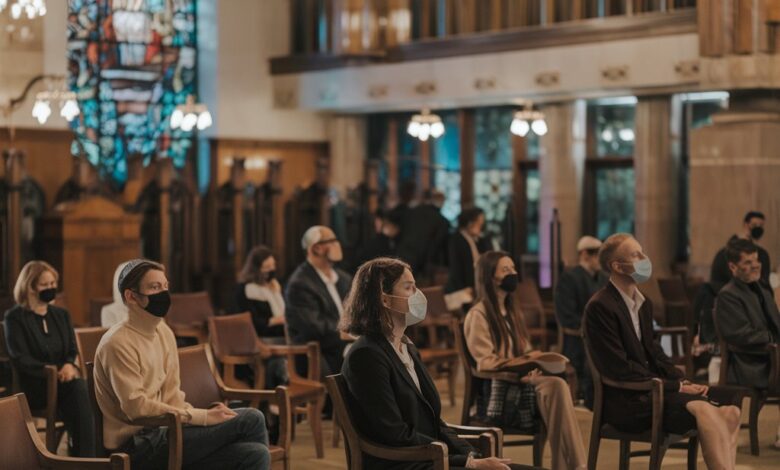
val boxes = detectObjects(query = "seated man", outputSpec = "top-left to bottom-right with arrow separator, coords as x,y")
285,225 -> 352,379
94,259 -> 270,470
715,238 -> 780,448
584,233 -> 741,469
554,235 -> 607,408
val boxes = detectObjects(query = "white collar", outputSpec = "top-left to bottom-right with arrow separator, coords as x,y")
611,280 -> 645,310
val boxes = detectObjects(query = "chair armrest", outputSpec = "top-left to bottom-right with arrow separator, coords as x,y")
360,439 -> 449,466
655,326 -> 689,335
220,387 -> 278,403
601,377 -> 662,392
460,433 -> 496,458
129,413 -> 182,470
44,365 -> 59,423
43,453 -> 130,470
471,370 -> 525,384
213,353 -> 256,366
447,422 -> 503,458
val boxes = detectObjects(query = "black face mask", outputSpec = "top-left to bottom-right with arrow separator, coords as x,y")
134,290 -> 171,317
750,226 -> 764,241
38,288 -> 57,303
499,274 -> 519,293
263,271 -> 276,282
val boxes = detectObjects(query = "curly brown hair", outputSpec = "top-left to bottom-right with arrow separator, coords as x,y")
340,257 -> 410,340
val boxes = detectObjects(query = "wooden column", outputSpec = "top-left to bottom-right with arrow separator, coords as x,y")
419,139 -> 431,193
328,115 -> 366,197
387,118 -> 399,205
365,159 -> 380,215
267,160 -> 286,275
3,149 -> 25,290
230,158 -> 247,274
459,109 -> 475,209
316,155 -> 331,226
634,95 -> 681,279
538,102 -> 586,287
156,158 -> 174,268
512,134 -> 529,256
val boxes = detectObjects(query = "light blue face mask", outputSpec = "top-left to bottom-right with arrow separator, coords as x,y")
627,258 -> 653,283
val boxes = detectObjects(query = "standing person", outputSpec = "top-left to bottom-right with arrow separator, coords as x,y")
350,209 -> 402,273
3,260 -> 96,457
236,245 -> 286,339
93,259 -> 270,470
584,233 -> 742,469
446,207 -> 489,295
340,257 -> 539,470
714,238 -> 780,448
398,189 -> 451,277
554,236 -> 608,408
285,225 -> 352,379
465,252 -> 587,470
101,261 -> 130,327
710,211 -> 772,291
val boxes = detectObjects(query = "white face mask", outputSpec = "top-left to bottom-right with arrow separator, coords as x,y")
384,289 -> 428,326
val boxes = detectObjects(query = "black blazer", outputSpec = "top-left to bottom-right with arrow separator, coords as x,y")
555,265 -> 608,330
284,261 -> 351,352
583,283 -> 684,425
234,283 -> 285,338
445,232 -> 489,294
342,334 -> 475,469
715,278 -> 780,389
3,304 -> 78,402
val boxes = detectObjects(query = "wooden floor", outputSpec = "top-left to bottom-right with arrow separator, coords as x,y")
287,377 -> 780,470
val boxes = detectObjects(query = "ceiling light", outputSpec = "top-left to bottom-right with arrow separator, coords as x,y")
511,105 -> 546,137
407,109 -> 444,141
618,128 -> 635,141
171,95 -> 212,131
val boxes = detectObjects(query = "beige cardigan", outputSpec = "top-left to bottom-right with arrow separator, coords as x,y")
94,309 -> 208,449
464,301 -> 530,372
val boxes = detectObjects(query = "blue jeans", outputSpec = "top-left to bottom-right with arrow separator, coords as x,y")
119,408 -> 270,470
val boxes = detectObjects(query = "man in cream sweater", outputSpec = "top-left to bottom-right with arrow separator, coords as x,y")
94,259 -> 270,470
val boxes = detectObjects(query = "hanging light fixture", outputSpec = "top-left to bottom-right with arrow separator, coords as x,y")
510,104 -> 547,137
170,95 -> 212,132
2,0 -> 47,20
32,88 -> 79,125
407,109 -> 444,142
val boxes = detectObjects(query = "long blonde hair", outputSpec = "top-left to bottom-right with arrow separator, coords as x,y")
13,260 -> 59,308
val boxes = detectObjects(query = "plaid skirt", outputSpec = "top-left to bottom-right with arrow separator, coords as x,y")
478,379 -> 539,433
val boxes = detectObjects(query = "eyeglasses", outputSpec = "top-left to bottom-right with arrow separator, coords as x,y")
315,238 -> 339,246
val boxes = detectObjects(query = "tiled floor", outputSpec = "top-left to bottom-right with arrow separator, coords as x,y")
288,377 -> 780,470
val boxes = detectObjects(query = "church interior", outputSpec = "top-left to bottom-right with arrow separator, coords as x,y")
1,1 -> 780,469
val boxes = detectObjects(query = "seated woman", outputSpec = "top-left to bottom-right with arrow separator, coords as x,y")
3,260 -> 96,457
235,245 -> 287,389
464,251 -> 586,470
236,245 -> 286,339
341,257 -> 538,470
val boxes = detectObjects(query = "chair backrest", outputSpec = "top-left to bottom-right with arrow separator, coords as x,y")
711,306 -> 731,386
208,313 -> 261,358
177,345 -> 224,409
0,322 -> 18,394
657,277 -> 692,327
168,291 -> 214,326
0,394 -> 41,468
420,286 -> 449,317
75,327 -> 109,367
451,318 -> 479,424
54,292 -> 69,312
657,277 -> 688,304
580,311 -> 605,426
89,297 -> 114,327
325,374 -> 365,469
514,278 -> 544,328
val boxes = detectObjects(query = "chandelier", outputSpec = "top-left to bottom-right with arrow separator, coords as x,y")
170,95 -> 212,132
510,106 -> 547,137
407,109 -> 444,142
31,79 -> 79,124
0,0 -> 47,19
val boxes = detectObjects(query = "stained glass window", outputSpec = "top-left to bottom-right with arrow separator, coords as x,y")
594,167 -> 635,240
591,99 -> 636,158
432,111 -> 460,224
525,168 -> 541,253
474,107 -> 513,247
67,0 -> 198,185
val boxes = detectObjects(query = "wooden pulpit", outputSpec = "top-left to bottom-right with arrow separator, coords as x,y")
40,196 -> 141,326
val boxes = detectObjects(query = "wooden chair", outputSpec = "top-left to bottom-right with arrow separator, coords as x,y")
515,278 -> 554,351
451,318 -> 546,467
412,286 -> 460,407
85,363 -> 183,470
654,325 -> 694,378
209,313 -> 327,458
75,327 -> 109,368
326,374 -> 503,470
0,322 -> 65,452
582,319 -> 699,470
657,278 -> 695,328
88,297 -> 114,327
713,308 -> 780,456
0,393 -> 129,469
167,291 -> 215,344
177,344 -> 292,470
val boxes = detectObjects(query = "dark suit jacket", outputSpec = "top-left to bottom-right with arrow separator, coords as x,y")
555,265 -> 608,330
234,283 -> 286,338
583,283 -> 684,427
710,235 -> 771,291
398,203 -> 451,273
342,334 -> 475,469
445,232 -> 490,294
284,261 -> 351,353
715,278 -> 780,389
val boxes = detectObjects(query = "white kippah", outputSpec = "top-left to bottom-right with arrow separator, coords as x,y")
301,226 -> 325,250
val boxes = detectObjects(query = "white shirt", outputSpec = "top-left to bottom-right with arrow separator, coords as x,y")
387,336 -> 421,392
313,265 -> 344,317
611,280 -> 645,339
244,283 -> 285,318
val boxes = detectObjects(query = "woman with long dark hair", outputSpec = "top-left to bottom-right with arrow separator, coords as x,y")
236,245 -> 286,339
464,251 -> 586,470
340,257 -> 536,470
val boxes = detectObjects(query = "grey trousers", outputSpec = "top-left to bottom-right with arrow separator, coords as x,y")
119,408 -> 270,470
